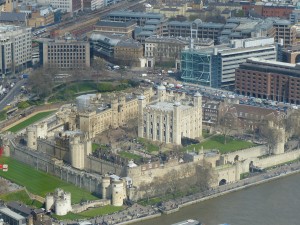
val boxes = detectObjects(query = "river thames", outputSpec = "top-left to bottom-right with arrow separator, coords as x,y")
133,173 -> 300,225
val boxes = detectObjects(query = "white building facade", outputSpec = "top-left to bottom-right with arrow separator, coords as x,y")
0,25 -> 32,76
138,86 -> 202,145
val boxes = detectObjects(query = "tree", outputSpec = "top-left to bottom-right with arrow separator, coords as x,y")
217,110 -> 237,144
195,161 -> 216,192
28,67 -> 55,98
259,122 -> 281,155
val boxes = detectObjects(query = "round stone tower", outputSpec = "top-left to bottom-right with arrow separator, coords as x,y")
157,84 -> 166,102
69,135 -> 85,170
27,126 -> 37,150
45,194 -> 54,211
111,180 -> 125,206
102,176 -> 111,199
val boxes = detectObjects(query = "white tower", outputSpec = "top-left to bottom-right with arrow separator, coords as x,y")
157,84 -> 166,102
45,194 -> 54,211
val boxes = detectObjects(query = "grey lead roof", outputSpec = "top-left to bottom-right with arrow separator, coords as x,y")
0,12 -> 27,22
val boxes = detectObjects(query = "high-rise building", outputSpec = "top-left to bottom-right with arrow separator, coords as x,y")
0,25 -> 32,76
235,58 -> 300,104
180,37 -> 277,89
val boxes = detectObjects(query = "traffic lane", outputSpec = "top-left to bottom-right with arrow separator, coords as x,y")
0,79 -> 26,110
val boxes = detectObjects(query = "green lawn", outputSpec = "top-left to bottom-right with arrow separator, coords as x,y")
0,157 -> 98,204
0,190 -> 43,208
138,138 -> 159,153
53,205 -> 123,220
49,81 -> 130,103
7,111 -> 56,133
118,151 -> 142,161
92,143 -> 101,152
184,135 -> 257,154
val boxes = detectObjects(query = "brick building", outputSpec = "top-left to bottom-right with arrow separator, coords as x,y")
235,58 -> 300,104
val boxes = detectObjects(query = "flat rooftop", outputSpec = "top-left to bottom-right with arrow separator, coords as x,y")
148,102 -> 191,112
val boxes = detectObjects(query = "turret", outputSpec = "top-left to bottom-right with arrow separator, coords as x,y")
27,126 -> 37,150
173,102 -> 181,145
138,95 -> 146,138
102,176 -> 111,199
157,84 -> 166,102
69,135 -> 85,169
111,179 -> 125,206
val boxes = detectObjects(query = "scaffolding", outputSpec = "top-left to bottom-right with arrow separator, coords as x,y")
180,49 -> 211,86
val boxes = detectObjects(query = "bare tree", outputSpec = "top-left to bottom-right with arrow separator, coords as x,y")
28,67 -> 55,98
195,161 -> 216,192
217,111 -> 237,144
259,123 -> 281,155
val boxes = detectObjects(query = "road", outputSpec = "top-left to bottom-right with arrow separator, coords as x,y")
0,79 -> 26,110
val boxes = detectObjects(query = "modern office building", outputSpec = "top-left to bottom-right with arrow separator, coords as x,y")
164,19 -> 224,43
272,19 -> 297,47
181,37 -> 277,89
235,58 -> 300,104
0,25 -> 32,76
280,44 -> 300,64
41,38 -> 90,69
144,36 -> 213,67
0,206 -> 26,225
49,0 -> 82,13
105,11 -> 164,26
94,20 -> 136,37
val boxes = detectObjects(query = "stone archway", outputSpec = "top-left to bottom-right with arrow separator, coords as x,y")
219,179 -> 227,186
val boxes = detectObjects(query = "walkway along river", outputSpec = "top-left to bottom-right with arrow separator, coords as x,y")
65,161 -> 300,225
132,162 -> 300,225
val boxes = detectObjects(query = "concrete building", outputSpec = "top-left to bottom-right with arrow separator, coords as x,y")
83,0 -> 105,11
0,206 -> 26,225
181,37 -> 277,89
50,0 -> 82,13
41,38 -> 90,69
280,44 -> 300,63
235,58 -> 300,104
165,20 -> 224,44
144,36 -> 214,67
0,25 -> 32,76
105,11 -> 165,26
45,188 -> 72,216
93,20 -> 136,37
138,86 -> 202,145
272,19 -> 297,47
